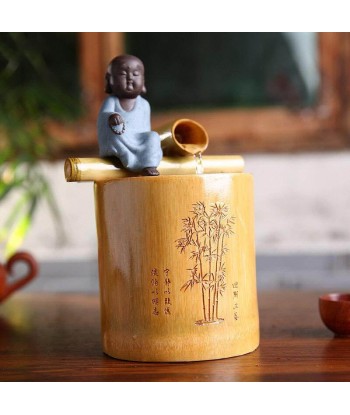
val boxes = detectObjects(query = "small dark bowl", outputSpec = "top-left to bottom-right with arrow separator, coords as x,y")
319,293 -> 350,337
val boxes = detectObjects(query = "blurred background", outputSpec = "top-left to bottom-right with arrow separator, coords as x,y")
1,32 -> 349,293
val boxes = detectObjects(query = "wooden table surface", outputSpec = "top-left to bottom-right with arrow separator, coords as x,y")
0,290 -> 349,381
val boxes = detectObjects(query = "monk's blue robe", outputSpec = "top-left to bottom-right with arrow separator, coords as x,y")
97,96 -> 162,171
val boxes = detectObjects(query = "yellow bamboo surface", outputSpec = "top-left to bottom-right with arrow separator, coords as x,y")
95,173 -> 259,362
65,156 -> 244,182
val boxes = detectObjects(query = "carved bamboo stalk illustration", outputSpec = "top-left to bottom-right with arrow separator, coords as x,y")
177,202 -> 235,325
192,217 -> 207,322
212,213 -> 222,321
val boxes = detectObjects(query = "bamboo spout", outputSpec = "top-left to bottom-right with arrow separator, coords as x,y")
64,156 -> 245,183
157,119 -> 209,156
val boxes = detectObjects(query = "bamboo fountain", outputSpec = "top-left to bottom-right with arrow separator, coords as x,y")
65,55 -> 259,361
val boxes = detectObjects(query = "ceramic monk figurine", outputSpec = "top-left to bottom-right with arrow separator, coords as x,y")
97,55 -> 162,176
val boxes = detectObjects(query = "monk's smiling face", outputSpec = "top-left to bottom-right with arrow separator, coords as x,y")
108,55 -> 145,99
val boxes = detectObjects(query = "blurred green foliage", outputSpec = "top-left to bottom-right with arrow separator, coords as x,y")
0,33 -> 81,258
0,32 -> 81,160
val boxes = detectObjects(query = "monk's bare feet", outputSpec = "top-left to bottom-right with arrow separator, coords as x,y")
142,167 -> 159,176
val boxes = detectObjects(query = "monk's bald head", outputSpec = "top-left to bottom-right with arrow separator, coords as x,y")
105,55 -> 146,98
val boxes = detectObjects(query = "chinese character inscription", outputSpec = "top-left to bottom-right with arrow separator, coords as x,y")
150,268 -> 173,317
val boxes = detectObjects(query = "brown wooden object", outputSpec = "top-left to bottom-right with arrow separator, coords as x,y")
1,291 -> 350,381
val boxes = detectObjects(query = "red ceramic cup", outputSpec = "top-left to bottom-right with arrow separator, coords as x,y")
319,293 -> 350,337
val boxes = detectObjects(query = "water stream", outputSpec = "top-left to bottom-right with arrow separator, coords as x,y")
194,152 -> 204,175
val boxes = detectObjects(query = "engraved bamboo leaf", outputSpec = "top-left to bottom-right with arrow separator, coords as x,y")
177,202 -> 234,325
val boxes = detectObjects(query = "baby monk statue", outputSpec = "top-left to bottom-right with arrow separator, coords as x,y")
97,55 -> 162,176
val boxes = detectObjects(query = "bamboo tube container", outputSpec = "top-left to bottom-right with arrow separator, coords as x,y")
93,173 -> 259,361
